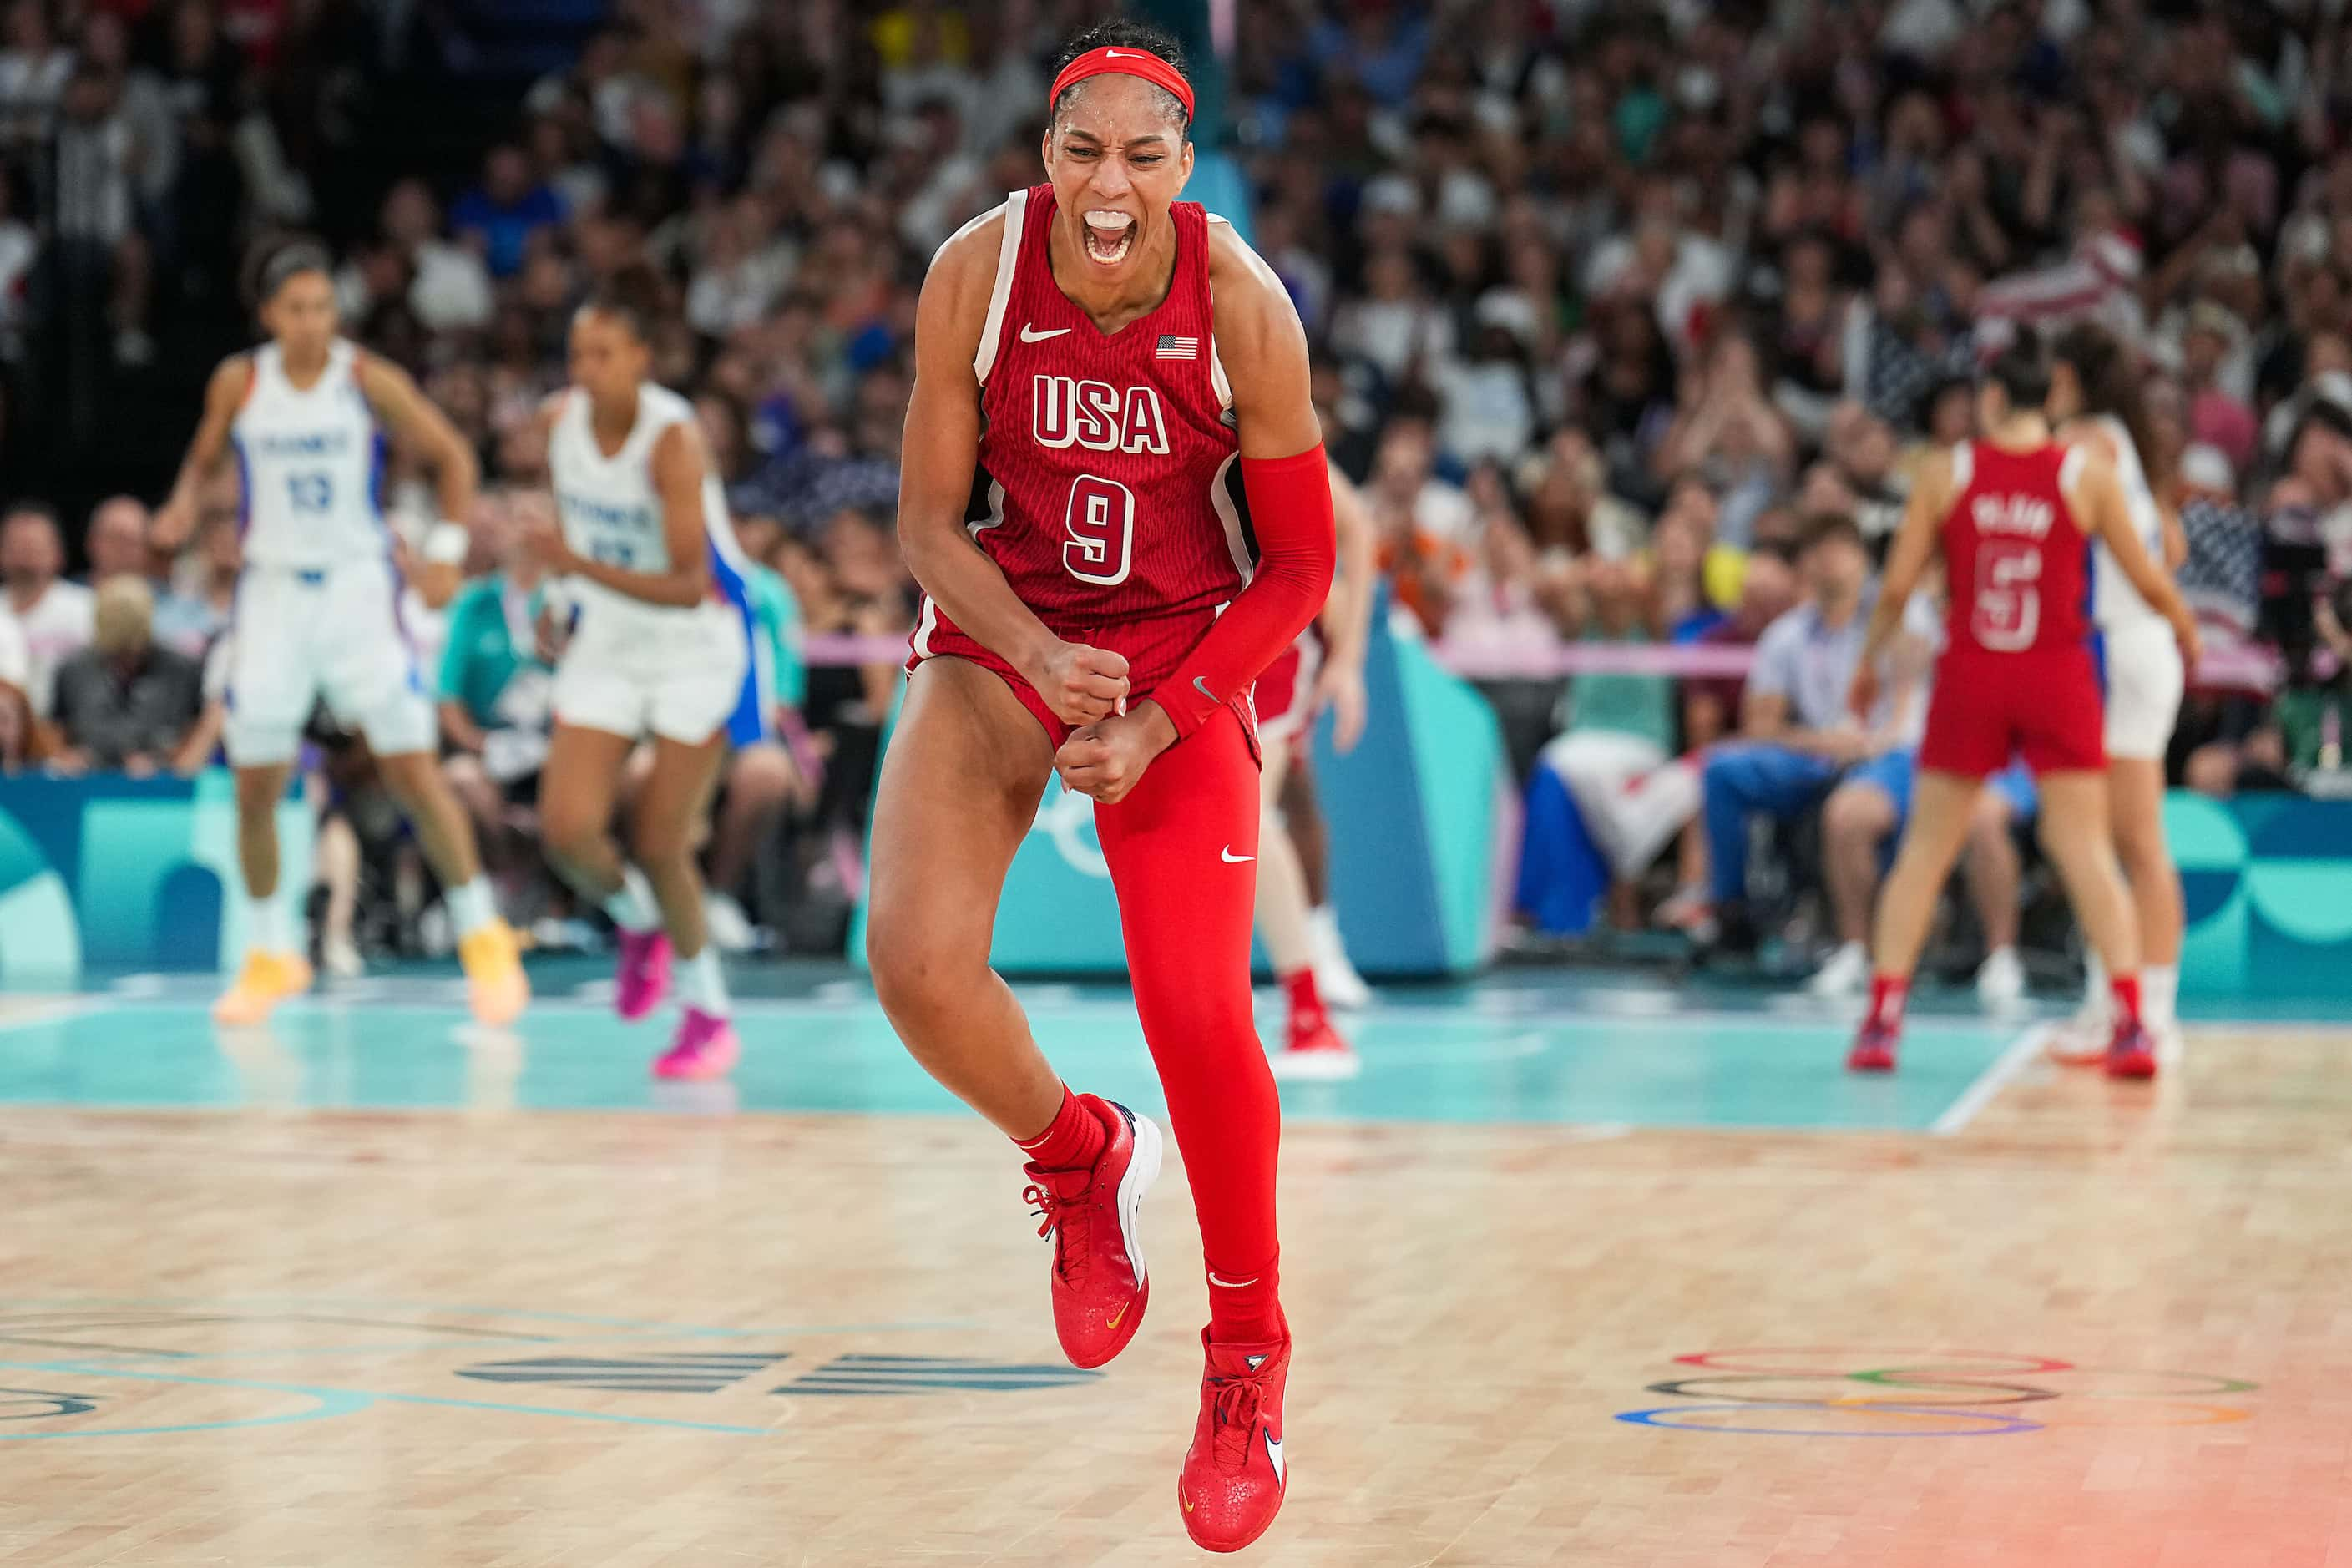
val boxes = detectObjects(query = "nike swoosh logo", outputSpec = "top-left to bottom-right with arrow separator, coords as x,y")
1208,1272 -> 1257,1287
1105,1301 -> 1128,1331
1104,48 -> 1126,57
1181,1487 -> 1193,1514
1264,1431 -> 1285,1485
1220,848 -> 1253,864
1193,676 -> 1217,702
1019,323 -> 1072,342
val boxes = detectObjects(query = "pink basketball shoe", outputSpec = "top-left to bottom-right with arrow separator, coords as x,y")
615,928 -> 672,1021
654,1007 -> 739,1080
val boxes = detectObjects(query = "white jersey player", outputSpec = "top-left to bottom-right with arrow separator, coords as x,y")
523,264 -> 756,1081
2048,322 -> 2189,1060
154,240 -> 527,1027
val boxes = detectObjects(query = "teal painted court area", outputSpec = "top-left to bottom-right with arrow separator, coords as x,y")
0,965 -> 2036,1133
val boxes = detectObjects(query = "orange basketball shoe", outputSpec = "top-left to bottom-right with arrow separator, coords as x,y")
458,919 -> 529,1026
1180,1324 -> 1292,1553
213,950 -> 313,1026
1020,1095 -> 1161,1369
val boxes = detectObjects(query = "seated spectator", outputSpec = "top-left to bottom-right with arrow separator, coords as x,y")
152,498 -> 241,660
1,503 -> 94,719
1811,747 -> 2039,1003
1656,544 -> 1802,926
452,144 -> 567,280
1536,558 -> 1696,925
48,576 -> 206,776
703,556 -> 812,953
438,497 -> 556,892
83,496 -> 153,583
1696,513 -> 1903,946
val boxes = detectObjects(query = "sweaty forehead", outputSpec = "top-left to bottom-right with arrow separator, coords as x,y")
1055,74 -> 1186,140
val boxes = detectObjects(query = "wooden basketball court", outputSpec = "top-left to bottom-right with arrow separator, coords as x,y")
0,973 -> 2343,1565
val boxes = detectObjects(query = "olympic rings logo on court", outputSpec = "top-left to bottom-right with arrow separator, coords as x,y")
1615,1349 -> 2258,1438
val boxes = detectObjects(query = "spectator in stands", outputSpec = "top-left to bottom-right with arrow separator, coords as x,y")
48,574 -> 205,776
1536,557 -> 1697,926
342,178 -> 495,334
702,545 -> 809,953
437,493 -> 554,893
452,143 -> 566,280
0,501 -> 90,718
0,0 -> 69,165
152,493 -> 240,659
83,495 -> 151,583
1694,514 -> 1899,947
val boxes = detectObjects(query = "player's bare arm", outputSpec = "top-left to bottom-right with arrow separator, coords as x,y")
153,355 -> 252,552
2067,453 -> 2202,668
1314,463 -> 1376,752
524,422 -> 711,609
899,214 -> 1130,728
1055,226 -> 1333,803
357,353 -> 480,607
1852,451 -> 1950,716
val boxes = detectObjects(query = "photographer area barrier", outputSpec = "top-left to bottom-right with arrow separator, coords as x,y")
849,615 -> 1512,979
0,772 -> 314,979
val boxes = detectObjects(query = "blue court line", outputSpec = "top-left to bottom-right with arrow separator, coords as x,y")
0,1295 -> 977,1340
0,1358 -> 773,1438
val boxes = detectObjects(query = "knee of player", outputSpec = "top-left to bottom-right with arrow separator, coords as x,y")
628,817 -> 695,871
865,928 -> 963,1024
730,744 -> 797,807
538,807 -> 604,870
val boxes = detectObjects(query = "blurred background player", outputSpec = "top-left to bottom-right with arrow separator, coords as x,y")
864,23 -> 1331,1551
1846,334 -> 2199,1078
1259,458 -> 1372,1079
528,265 -> 761,1082
2046,323 -> 2192,1065
151,240 -> 527,1028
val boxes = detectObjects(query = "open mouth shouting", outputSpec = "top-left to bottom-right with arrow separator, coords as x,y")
1082,208 -> 1139,266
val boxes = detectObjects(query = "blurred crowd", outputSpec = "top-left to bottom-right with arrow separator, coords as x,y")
3,0 -> 2352,968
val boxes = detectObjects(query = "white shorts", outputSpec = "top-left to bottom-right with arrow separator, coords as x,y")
2098,617 -> 2185,762
552,596 -> 754,746
225,558 -> 437,766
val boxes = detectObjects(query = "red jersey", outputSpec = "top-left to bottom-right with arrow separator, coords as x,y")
945,184 -> 1247,631
1941,438 -> 2094,657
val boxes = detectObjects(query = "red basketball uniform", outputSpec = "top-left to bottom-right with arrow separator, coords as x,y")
908,183 -> 1257,746
1255,628 -> 1324,742
1919,439 -> 2106,777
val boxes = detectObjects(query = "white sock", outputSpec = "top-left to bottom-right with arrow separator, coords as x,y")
1308,904 -> 1340,951
245,889 -> 287,957
603,867 -> 660,933
443,877 -> 498,940
675,943 -> 729,1017
1832,939 -> 1867,966
2144,963 -> 2178,1028
2083,949 -> 2107,1010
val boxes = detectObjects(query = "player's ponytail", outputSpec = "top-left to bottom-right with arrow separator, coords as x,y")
584,261 -> 672,346
1983,326 -> 2051,414
2053,321 -> 2170,497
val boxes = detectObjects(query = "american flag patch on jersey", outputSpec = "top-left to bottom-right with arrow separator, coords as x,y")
1156,335 -> 1199,360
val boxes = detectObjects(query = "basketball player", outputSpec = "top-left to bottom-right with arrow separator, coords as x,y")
864,24 -> 1333,1551
1257,460 -> 1373,1080
152,241 -> 529,1028
1844,332 -> 2198,1078
523,266 -> 761,1082
2046,324 -> 2191,1064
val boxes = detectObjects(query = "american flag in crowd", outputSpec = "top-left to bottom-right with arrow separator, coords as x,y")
1156,335 -> 1199,361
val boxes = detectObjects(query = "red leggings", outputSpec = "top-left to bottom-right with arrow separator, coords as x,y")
1094,708 -> 1282,1298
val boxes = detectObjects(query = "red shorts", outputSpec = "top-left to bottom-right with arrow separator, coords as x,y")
1918,645 -> 2106,777
1254,631 -> 1323,741
907,598 -> 1259,756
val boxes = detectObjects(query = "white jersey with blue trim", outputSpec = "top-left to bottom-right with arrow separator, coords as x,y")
549,382 -> 767,741
230,339 -> 388,569
2088,412 -> 2168,633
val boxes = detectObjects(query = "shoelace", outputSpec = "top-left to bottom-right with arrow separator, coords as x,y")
1022,1177 -> 1090,1285
1208,1368 -> 1270,1469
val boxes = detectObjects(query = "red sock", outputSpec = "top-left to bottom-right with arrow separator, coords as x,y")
2109,974 -> 2142,1027
1013,1085 -> 1107,1171
1867,974 -> 1910,1030
1206,1256 -> 1284,1346
1094,711 -> 1285,1348
1282,968 -> 1325,1035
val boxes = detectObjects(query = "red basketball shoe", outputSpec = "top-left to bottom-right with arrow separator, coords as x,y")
2103,1018 -> 2158,1080
1020,1096 -> 1161,1369
1847,1019 -> 1899,1073
1180,1324 -> 1292,1553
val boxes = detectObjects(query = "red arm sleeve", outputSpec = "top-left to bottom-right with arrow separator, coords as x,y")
1148,444 -> 1337,739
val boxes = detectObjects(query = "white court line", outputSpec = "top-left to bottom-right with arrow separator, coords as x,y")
0,996 -> 104,1033
1930,1021 -> 2052,1136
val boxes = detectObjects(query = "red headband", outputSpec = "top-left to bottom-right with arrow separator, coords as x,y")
1048,46 -> 1195,123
